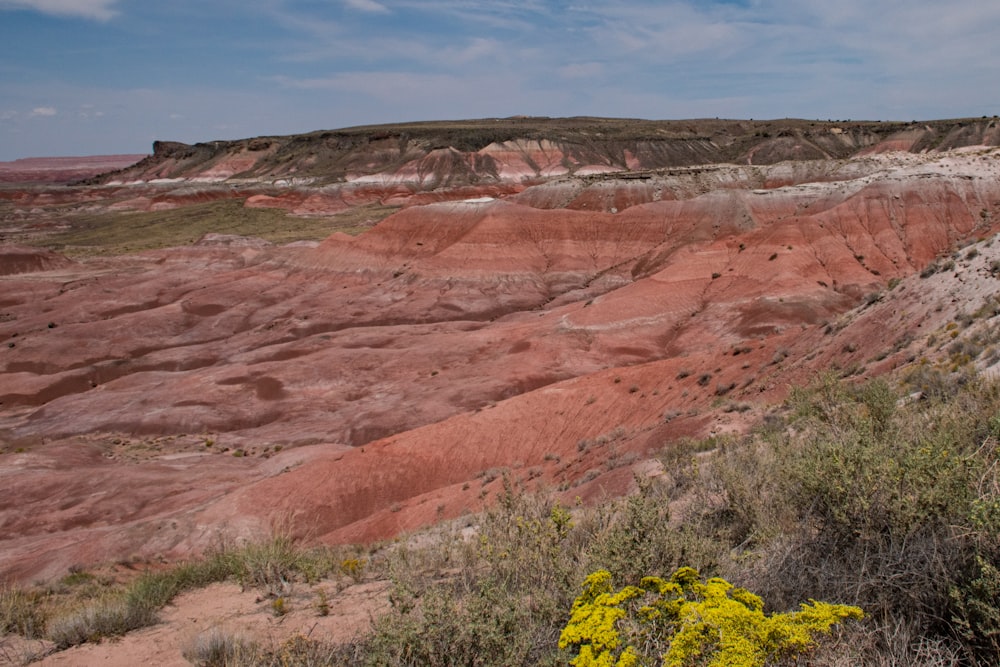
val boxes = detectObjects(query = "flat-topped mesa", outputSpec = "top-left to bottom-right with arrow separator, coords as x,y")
85,117 -> 1000,186
0,154 -> 146,184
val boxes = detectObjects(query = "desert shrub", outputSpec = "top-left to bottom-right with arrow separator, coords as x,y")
584,478 -> 721,586
263,633 -> 361,666
217,531 -> 342,596
182,627 -> 252,666
0,585 -> 46,638
807,616 -> 964,666
45,554 -> 234,648
559,567 -> 862,667
714,381 -> 736,396
14,372 -> 1000,664
39,533 -> 335,649
475,480 -> 581,606
354,478 -> 583,666
46,593 -> 154,649
339,557 -> 365,577
184,630 -> 358,667
710,374 -> 1000,663
903,362 -> 976,400
364,580 -> 555,667
227,534 -> 301,596
950,555 -> 1000,659
351,472 -> 739,666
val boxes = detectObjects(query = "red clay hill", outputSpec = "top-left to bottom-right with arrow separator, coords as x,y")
3,117 -> 1000,581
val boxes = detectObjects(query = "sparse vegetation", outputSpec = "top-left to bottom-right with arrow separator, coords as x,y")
45,556 -> 232,648
344,373 -> 1000,665
4,373 -> 1000,665
578,426 -> 627,452
270,596 -> 288,617
18,198 -> 395,257
714,381 -> 737,396
182,627 -> 251,666
1,535 -> 344,651
0,585 -> 46,638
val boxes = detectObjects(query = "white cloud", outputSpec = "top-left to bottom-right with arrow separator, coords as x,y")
4,0 -> 1000,159
30,106 -> 57,117
270,70 -> 571,120
344,0 -> 389,13
0,0 -> 119,20
76,104 -> 104,119
452,37 -> 500,63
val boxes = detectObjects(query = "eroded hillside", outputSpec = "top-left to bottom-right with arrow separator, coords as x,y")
2,119 -> 1000,583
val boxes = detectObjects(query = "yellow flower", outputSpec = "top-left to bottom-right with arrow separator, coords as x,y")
560,568 -> 863,667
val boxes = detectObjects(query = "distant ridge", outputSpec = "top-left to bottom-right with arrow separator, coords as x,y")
0,154 -> 147,184
86,116 -> 1000,187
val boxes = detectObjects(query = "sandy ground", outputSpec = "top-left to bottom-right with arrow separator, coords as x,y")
0,578 -> 391,666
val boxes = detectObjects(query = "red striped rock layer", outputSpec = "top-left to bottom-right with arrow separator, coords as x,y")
1,149 -> 1000,581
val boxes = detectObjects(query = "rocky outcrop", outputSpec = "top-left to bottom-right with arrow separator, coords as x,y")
0,245 -> 75,275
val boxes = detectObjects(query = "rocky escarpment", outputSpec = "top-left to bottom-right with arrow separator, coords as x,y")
87,117 -> 1000,186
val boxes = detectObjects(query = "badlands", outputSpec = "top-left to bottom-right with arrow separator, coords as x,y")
2,116 -> 1000,606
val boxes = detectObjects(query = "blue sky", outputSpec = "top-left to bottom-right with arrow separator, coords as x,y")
1,0 -> 998,160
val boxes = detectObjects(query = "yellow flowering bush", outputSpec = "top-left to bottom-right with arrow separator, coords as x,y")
559,570 -> 645,667
339,557 -> 366,581
560,567 -> 863,667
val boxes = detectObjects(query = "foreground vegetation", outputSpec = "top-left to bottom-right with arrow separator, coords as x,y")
3,372 -> 1000,665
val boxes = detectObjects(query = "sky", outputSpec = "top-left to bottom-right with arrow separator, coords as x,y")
1,0 -> 999,160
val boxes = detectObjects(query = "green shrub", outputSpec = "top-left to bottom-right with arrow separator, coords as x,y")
354,478 -> 582,666
584,478 -> 720,586
229,535 -> 298,595
713,374 -> 1000,662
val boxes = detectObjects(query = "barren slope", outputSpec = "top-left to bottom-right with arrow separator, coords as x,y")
2,143 -> 1000,582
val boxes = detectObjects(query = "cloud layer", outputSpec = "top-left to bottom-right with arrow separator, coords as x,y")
0,0 -> 117,20
1,0 -> 998,159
